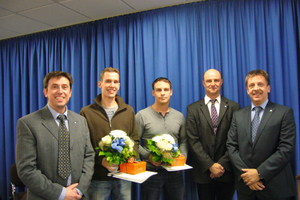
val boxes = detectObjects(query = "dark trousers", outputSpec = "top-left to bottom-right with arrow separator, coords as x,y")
141,168 -> 184,200
197,180 -> 235,200
237,191 -> 291,200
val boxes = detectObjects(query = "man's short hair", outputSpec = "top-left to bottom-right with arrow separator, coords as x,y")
43,71 -> 73,89
100,67 -> 120,81
245,69 -> 270,87
152,77 -> 172,90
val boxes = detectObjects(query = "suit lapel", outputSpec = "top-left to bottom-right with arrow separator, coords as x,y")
199,99 -> 214,129
200,97 -> 228,131
243,106 -> 252,144
218,97 -> 228,124
68,111 -> 80,148
253,101 -> 275,146
41,106 -> 59,140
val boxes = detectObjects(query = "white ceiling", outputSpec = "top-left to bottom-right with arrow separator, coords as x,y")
0,0 -> 204,41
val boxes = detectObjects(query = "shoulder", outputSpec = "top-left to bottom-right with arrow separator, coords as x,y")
221,96 -> 239,106
187,99 -> 204,109
18,107 -> 45,123
268,101 -> 293,114
232,105 -> 249,115
170,107 -> 184,117
68,110 -> 86,120
79,102 -> 99,115
115,95 -> 134,111
169,108 -> 185,123
136,106 -> 152,116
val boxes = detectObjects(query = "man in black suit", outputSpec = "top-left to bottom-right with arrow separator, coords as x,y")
186,69 -> 240,200
227,69 -> 297,199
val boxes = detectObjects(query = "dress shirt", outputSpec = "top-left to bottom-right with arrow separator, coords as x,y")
251,99 -> 269,121
204,95 -> 221,116
47,104 -> 83,199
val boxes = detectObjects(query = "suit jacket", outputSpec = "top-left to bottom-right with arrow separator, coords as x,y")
227,101 -> 297,198
16,106 -> 95,200
186,96 -> 240,184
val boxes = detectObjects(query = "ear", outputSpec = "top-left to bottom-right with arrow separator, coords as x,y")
246,86 -> 250,96
267,85 -> 270,93
170,89 -> 173,96
152,90 -> 155,97
98,81 -> 102,89
43,88 -> 48,98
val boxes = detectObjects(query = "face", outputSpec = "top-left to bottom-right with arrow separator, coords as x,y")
203,69 -> 223,98
246,75 -> 270,106
43,77 -> 72,114
152,81 -> 172,105
98,72 -> 120,99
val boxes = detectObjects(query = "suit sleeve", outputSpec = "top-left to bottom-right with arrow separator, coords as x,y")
226,111 -> 249,179
257,108 -> 296,182
76,119 -> 95,194
217,103 -> 240,172
16,118 -> 63,199
186,106 -> 214,172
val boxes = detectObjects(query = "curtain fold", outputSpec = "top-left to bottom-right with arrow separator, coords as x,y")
0,0 -> 299,199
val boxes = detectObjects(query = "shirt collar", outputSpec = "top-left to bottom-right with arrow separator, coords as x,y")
204,95 -> 221,105
47,104 -> 68,120
251,99 -> 269,110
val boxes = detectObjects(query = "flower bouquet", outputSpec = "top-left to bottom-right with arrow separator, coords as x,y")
147,134 -> 183,165
96,130 -> 136,166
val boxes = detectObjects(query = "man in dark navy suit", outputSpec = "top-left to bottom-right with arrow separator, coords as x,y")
227,69 -> 297,199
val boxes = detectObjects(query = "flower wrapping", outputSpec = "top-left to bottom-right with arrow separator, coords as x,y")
147,134 -> 181,165
170,154 -> 186,166
96,130 -> 136,165
120,161 -> 146,175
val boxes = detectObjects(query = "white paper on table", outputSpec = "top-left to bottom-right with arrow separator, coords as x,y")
161,164 -> 193,171
107,171 -> 157,184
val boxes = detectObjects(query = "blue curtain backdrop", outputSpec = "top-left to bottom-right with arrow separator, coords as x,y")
0,0 -> 299,199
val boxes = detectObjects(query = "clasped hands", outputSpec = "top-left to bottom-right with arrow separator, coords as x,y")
209,163 -> 225,179
241,169 -> 265,191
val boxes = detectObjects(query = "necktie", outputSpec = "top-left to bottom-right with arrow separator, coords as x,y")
251,106 -> 262,142
57,114 -> 71,179
210,99 -> 218,135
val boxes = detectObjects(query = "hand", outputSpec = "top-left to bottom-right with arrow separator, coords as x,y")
64,183 -> 82,200
241,169 -> 260,185
149,154 -> 161,167
102,157 -> 118,171
249,181 -> 265,191
209,163 -> 225,178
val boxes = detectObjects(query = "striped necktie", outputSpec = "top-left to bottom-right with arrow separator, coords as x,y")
210,99 -> 218,135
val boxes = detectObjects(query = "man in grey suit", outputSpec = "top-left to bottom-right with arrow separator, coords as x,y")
186,69 -> 240,200
16,71 -> 95,200
227,69 -> 297,199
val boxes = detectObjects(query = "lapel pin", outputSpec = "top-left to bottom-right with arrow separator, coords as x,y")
74,121 -> 77,124
225,105 -> 227,108
270,110 -> 273,112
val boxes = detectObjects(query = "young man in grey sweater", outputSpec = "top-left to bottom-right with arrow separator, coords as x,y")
136,77 -> 188,200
